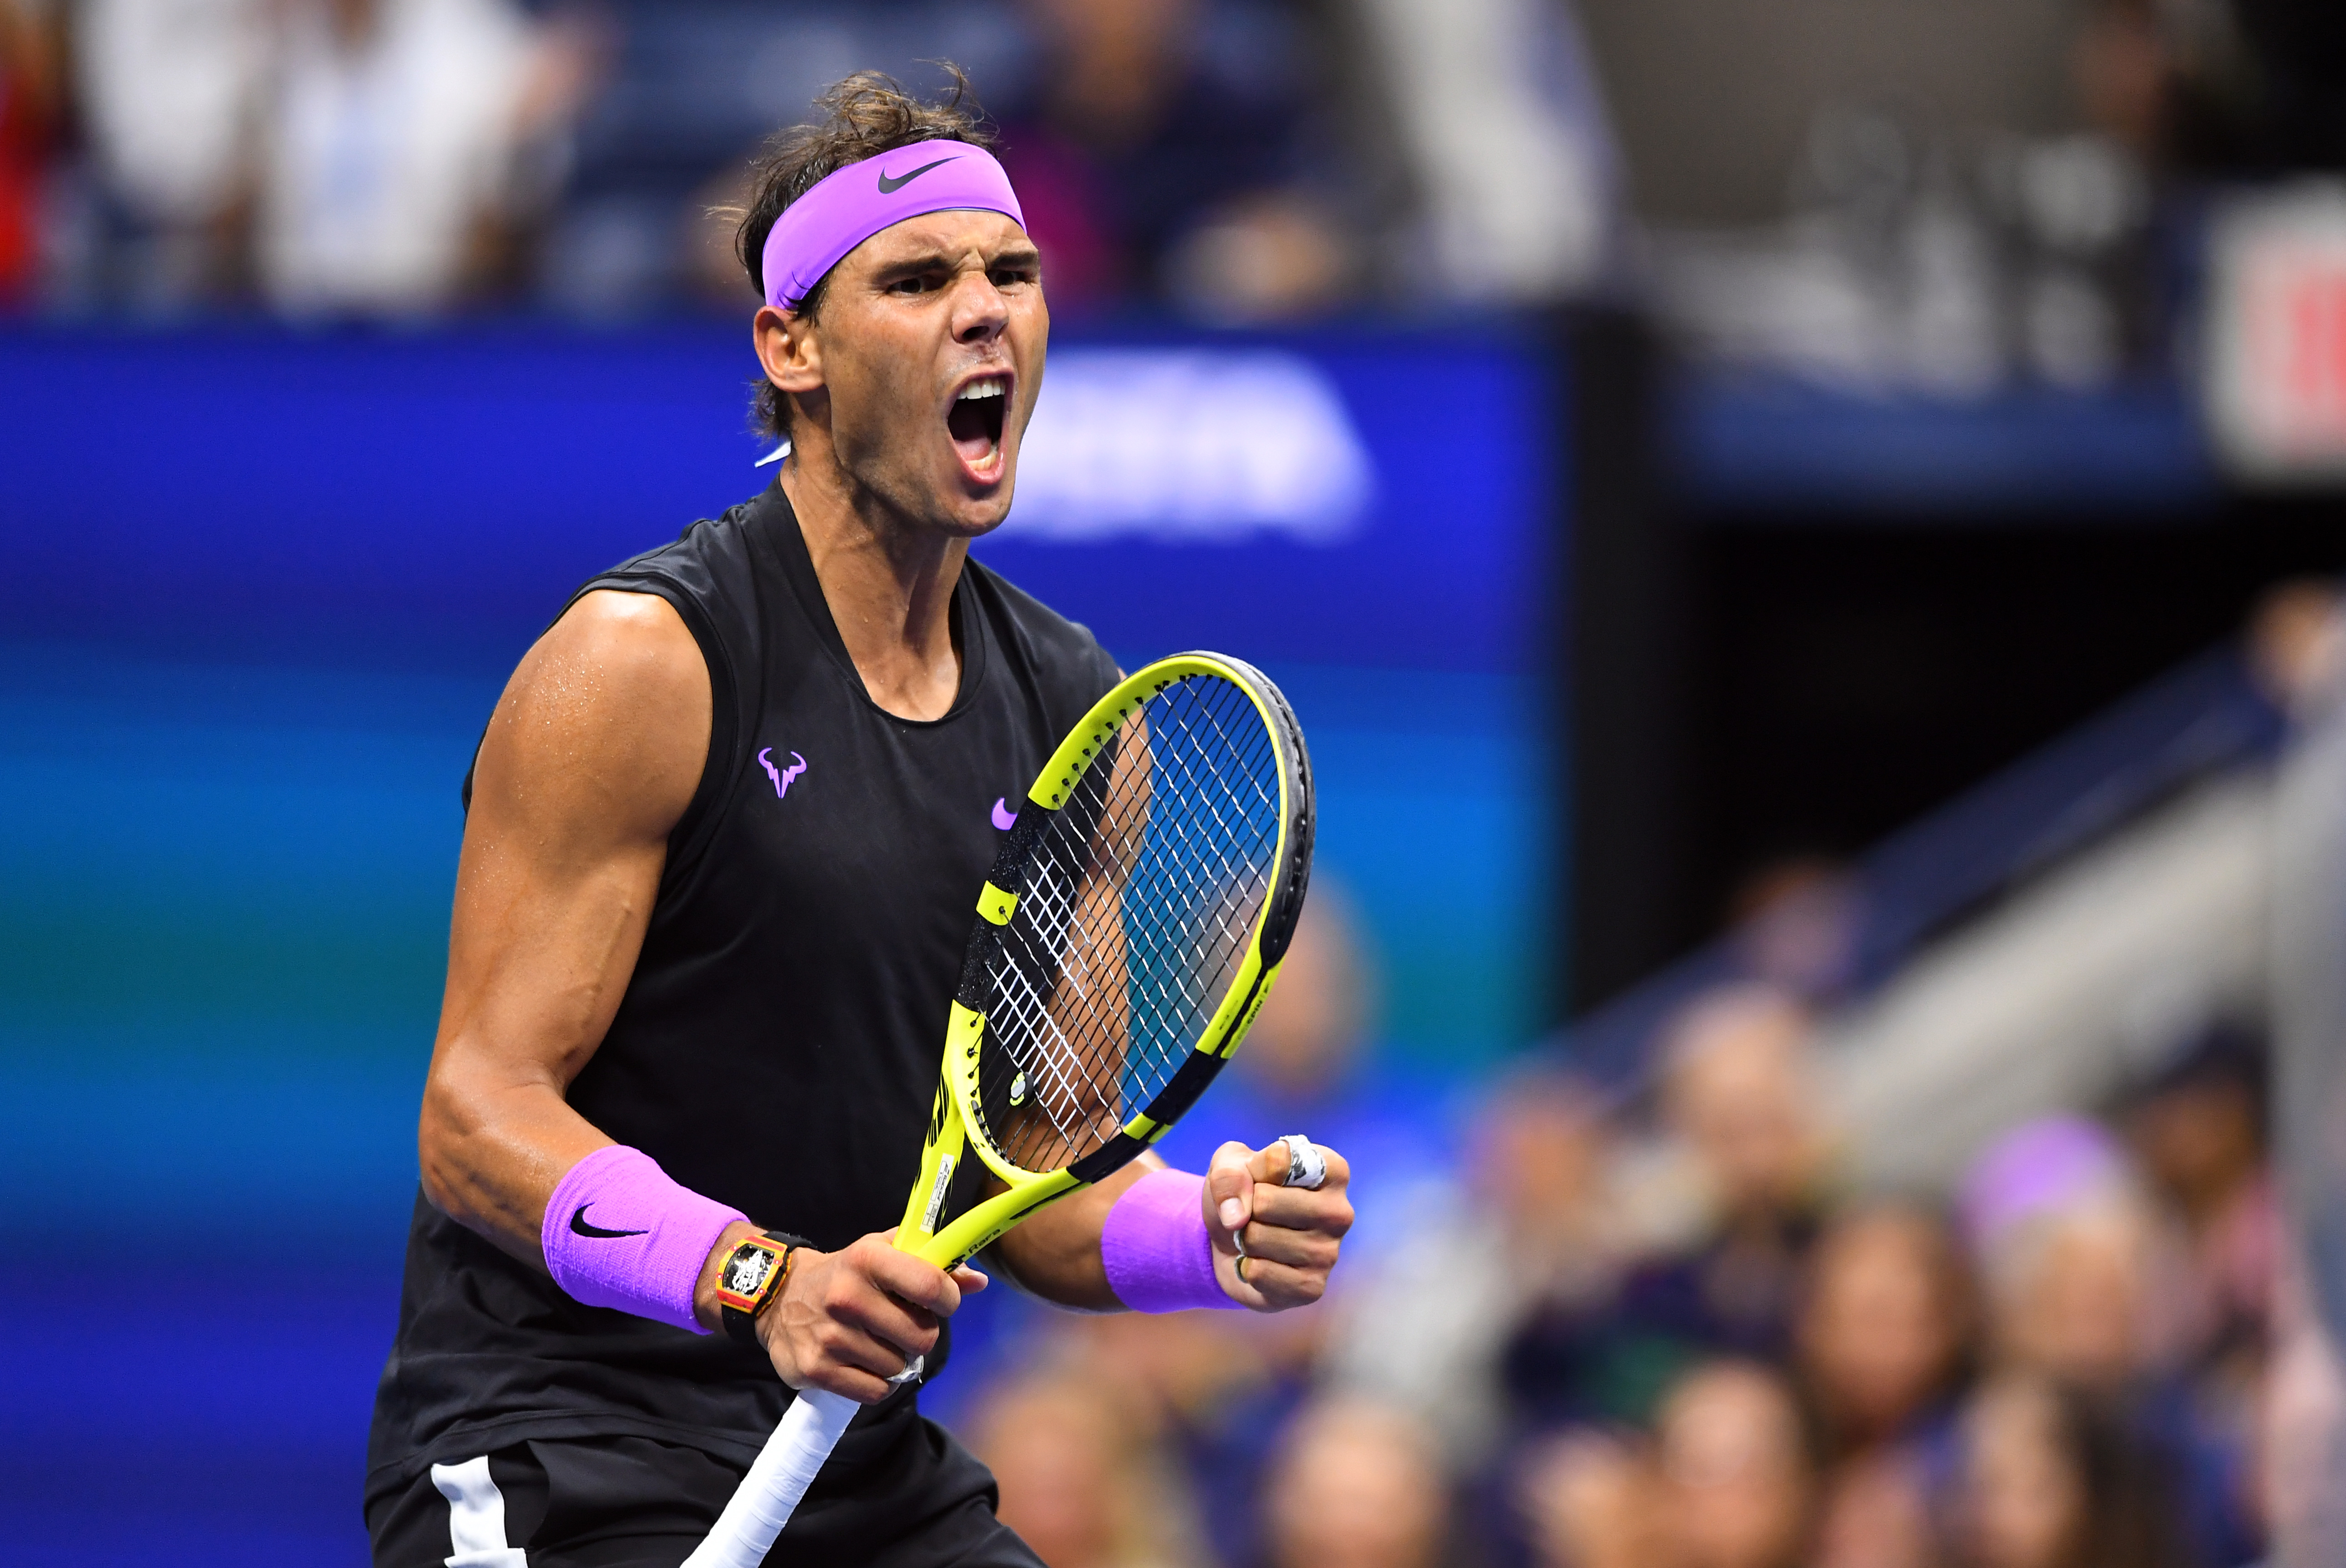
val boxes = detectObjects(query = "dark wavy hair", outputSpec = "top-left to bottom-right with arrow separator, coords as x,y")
731,67 -> 996,440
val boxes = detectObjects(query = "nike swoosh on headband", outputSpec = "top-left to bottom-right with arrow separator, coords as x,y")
876,156 -> 957,194
570,1205 -> 649,1239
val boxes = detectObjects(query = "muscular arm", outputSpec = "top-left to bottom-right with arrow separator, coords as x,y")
418,592 -> 975,1400
417,589 -> 709,1259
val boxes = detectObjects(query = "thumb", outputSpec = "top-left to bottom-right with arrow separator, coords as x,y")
1206,1141 -> 1256,1234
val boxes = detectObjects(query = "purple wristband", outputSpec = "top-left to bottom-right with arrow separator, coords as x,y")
1102,1168 -> 1240,1313
541,1145 -> 747,1334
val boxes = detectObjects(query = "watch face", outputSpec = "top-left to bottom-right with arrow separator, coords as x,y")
724,1248 -> 775,1296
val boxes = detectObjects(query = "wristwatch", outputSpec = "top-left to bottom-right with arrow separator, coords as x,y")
716,1231 -> 810,1349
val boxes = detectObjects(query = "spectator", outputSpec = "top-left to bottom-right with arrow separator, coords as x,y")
1343,0 -> 1618,302
1519,1361 -> 1816,1568
991,0 -> 1351,320
1964,1118 -> 2259,1565
1029,1286 -> 1311,1568
1265,1396 -> 1453,1568
2117,1031 -> 2275,1380
0,0 -> 57,305
2260,1246 -> 2346,1566
1611,985 -> 1834,1371
1798,1202 -> 1974,1456
2246,578 -> 2346,715
1517,1428 -> 1660,1568
1649,1360 -> 1814,1568
966,1368 -> 1212,1568
1727,856 -> 1866,1003
72,0 -> 270,308
1964,1123 -> 2164,1397
1472,1074 -> 1635,1434
255,0 -> 593,314
1799,1205 -> 1972,1568
1952,1372 -> 2193,1568
1812,1447 -> 1941,1568
2265,578 -> 2346,1563
1329,1068 -> 1624,1461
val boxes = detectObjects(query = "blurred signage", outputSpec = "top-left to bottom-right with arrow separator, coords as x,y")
1011,351 -> 1375,544
2205,181 -> 2346,484
0,324 -> 1546,673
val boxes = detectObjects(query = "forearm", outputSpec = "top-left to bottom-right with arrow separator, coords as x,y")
990,1155 -> 1163,1309
418,1047 -> 614,1266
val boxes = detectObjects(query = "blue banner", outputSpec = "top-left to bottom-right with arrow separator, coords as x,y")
0,323 -> 1553,674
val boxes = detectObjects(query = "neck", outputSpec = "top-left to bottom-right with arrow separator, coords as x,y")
779,441 -> 967,722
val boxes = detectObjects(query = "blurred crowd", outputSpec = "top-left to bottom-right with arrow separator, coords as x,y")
1641,0 -> 2338,395
1,0 -> 2336,396
0,0 -> 1619,321
948,581 -> 2346,1568
1,0 -> 2331,397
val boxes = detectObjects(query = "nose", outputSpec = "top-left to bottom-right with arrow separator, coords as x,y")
949,268 -> 1009,346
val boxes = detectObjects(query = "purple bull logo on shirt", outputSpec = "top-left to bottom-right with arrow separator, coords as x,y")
758,748 -> 807,799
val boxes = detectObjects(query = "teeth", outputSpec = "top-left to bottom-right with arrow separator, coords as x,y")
956,379 -> 1007,402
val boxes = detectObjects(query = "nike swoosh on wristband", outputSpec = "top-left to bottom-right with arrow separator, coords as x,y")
876,157 -> 956,194
570,1205 -> 648,1239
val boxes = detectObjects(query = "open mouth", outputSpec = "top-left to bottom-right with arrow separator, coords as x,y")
947,374 -> 1010,477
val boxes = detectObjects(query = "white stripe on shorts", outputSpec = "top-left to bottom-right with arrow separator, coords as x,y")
429,1455 -> 530,1568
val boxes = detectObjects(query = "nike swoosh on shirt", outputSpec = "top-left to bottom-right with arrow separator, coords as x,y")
876,157 -> 956,194
570,1205 -> 648,1239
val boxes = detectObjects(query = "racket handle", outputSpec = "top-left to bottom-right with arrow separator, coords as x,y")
681,1386 -> 859,1568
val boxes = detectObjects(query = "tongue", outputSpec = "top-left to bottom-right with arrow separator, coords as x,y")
947,400 -> 994,464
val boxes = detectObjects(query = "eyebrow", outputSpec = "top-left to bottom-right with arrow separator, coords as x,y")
870,242 -> 1042,284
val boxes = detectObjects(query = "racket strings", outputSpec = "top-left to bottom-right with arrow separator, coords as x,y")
974,675 -> 1284,1172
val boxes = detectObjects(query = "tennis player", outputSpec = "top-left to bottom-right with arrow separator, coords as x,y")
365,71 -> 1355,1568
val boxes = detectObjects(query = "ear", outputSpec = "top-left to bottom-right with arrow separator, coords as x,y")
752,304 -> 825,407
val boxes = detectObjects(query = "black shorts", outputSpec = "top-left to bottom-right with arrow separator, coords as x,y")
366,1424 -> 1042,1568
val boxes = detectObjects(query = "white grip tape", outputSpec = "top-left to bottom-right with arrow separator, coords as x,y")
681,1386 -> 860,1568
1281,1135 -> 1327,1191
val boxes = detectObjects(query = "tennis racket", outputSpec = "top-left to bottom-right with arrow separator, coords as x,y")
683,650 -> 1315,1568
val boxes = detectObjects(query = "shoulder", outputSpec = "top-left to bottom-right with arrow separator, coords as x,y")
538,588 -> 705,685
476,589 -> 710,839
963,554 -> 1122,708
506,588 -> 709,745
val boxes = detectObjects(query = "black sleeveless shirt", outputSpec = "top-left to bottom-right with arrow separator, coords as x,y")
366,483 -> 1120,1508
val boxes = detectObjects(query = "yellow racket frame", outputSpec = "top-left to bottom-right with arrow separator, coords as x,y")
891,652 -> 1312,1270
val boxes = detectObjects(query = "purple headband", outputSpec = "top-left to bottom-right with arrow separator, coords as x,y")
760,139 -> 1026,312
